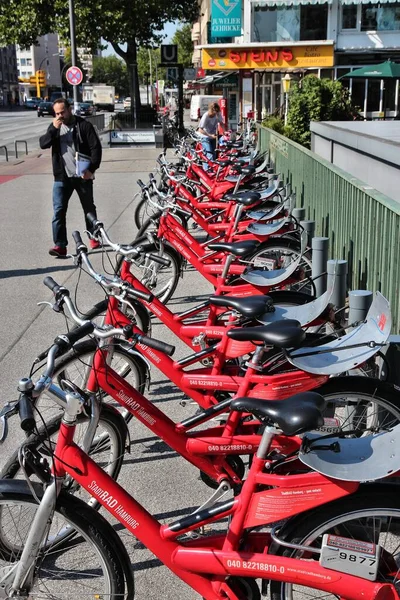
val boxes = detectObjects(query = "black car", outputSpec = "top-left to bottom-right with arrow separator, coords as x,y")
37,101 -> 54,117
75,102 -> 96,116
24,97 -> 41,110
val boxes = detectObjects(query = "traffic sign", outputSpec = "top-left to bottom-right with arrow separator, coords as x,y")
160,44 -> 178,65
66,66 -> 83,86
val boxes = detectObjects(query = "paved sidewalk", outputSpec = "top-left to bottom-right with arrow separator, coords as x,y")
0,142 -> 217,600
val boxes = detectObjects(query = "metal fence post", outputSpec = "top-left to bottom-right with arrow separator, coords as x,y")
327,259 -> 348,310
292,207 -> 305,221
311,237 -> 329,297
348,290 -> 373,326
300,220 -> 315,247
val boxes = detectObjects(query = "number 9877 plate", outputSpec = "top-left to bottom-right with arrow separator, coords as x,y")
319,534 -> 380,581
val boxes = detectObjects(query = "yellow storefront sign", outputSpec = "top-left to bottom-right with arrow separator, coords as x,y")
202,44 -> 334,70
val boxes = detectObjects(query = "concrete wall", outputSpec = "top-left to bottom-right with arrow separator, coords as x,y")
311,121 -> 400,203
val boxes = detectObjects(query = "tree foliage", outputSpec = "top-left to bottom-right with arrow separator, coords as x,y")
171,24 -> 193,68
91,55 -> 129,96
0,0 -> 199,109
285,75 -> 359,148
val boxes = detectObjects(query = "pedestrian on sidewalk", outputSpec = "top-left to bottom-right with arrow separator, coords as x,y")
39,97 -> 102,257
197,101 -> 225,169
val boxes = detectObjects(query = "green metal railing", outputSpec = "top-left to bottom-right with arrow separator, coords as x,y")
258,125 -> 400,332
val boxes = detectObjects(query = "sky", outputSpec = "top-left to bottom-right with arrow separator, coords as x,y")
102,21 -> 179,57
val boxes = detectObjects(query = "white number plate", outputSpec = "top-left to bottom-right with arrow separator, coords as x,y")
253,258 -> 276,270
320,534 -> 380,581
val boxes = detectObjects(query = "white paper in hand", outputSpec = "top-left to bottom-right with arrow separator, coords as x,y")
75,152 -> 91,177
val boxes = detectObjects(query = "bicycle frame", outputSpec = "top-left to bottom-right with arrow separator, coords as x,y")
49,406 -> 398,600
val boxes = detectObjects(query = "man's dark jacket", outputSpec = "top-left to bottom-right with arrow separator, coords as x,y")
39,116 -> 102,181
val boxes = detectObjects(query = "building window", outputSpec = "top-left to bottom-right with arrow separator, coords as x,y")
342,5 -> 358,29
26,58 -> 32,66
20,58 -> 26,66
300,4 -> 328,40
341,3 -> 400,32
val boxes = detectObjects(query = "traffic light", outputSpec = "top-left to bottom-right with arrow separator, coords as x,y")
29,75 -> 37,85
37,70 -> 46,86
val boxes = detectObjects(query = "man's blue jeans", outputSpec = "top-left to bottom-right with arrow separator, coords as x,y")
200,136 -> 216,170
52,179 -> 97,248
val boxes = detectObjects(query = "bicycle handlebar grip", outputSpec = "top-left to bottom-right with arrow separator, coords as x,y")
137,179 -> 146,190
72,230 -> 87,253
43,276 -> 61,294
149,172 -> 155,180
146,253 -> 171,267
19,394 -> 35,432
137,334 -> 175,357
86,212 -> 98,227
126,288 -> 154,303
63,321 -> 95,347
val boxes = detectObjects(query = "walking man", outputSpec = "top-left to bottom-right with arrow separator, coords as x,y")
39,97 -> 102,257
197,101 -> 225,168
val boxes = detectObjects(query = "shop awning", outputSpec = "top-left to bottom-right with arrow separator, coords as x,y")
197,71 -> 239,85
253,0 -> 332,6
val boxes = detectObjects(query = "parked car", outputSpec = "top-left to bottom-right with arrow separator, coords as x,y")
37,101 -> 54,117
75,102 -> 96,116
123,97 -> 131,110
24,97 -> 41,110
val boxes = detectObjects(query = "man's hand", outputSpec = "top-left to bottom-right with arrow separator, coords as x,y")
53,117 -> 63,129
81,170 -> 93,180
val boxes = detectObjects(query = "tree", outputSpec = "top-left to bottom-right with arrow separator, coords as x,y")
91,55 -> 129,97
171,24 -> 193,68
0,0 -> 199,112
136,48 -> 166,85
285,75 -> 359,148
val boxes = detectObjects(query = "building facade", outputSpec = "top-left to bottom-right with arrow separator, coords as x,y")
17,34 -> 61,102
192,0 -> 400,125
0,45 -> 19,106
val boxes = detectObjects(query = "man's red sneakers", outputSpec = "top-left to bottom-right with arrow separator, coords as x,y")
90,239 -> 101,250
49,246 -> 67,258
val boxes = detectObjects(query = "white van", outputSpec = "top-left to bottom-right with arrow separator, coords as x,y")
190,95 -> 223,121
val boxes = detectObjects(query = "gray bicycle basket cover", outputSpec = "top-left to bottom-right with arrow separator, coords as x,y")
299,424 -> 400,481
240,252 -> 302,286
286,292 -> 391,375
247,200 -> 285,221
246,217 -> 288,236
257,281 -> 334,327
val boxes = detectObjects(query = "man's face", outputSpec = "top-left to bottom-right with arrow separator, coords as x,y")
54,104 -> 72,123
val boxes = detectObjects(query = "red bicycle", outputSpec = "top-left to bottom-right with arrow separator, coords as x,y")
4,336 -> 400,599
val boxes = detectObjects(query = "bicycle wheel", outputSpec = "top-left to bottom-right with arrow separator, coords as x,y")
316,376 -> 400,435
134,194 -> 164,231
247,239 -> 314,296
270,485 -> 400,599
1,404 -> 127,512
0,481 -> 127,599
82,298 -> 151,335
31,339 -> 148,426
123,245 -> 181,304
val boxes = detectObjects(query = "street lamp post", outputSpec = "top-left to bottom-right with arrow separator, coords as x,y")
68,0 -> 79,114
282,73 -> 291,126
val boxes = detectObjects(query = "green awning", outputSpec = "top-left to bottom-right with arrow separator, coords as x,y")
253,0 -> 332,6
341,60 -> 400,79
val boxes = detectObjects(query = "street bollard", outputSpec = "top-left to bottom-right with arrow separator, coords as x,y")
348,290 -> 373,326
311,237 -> 329,297
327,259 -> 348,311
292,207 -> 305,221
300,220 -> 315,247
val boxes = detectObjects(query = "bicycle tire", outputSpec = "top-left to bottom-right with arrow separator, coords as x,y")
45,338 -> 149,425
0,480 -> 129,599
270,484 -> 400,599
247,239 -> 314,296
81,297 -> 151,336
1,403 -> 127,513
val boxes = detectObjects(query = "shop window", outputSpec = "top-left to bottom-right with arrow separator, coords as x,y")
252,6 -> 300,42
342,5 -> 358,29
351,79 -> 365,113
361,5 -> 378,30
320,69 -> 333,80
300,4 -> 328,40
366,79 -> 381,113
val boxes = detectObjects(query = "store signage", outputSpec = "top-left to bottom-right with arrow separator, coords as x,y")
110,130 -> 155,144
211,0 -> 242,38
202,44 -> 334,70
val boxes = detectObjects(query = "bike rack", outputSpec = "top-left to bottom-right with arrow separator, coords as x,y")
0,145 -> 8,161
15,140 -> 28,159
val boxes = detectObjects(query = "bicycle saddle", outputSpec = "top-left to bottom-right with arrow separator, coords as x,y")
209,295 -> 275,319
225,141 -> 243,149
233,165 -> 256,176
227,320 -> 305,348
216,159 -> 233,168
207,240 -> 260,257
223,191 -> 261,206
230,392 -> 326,436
